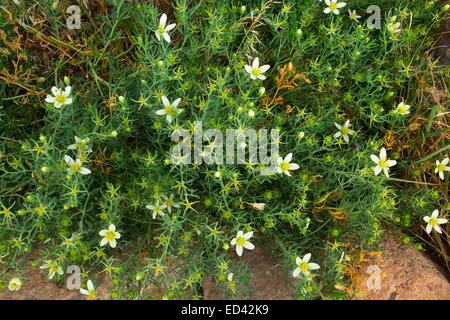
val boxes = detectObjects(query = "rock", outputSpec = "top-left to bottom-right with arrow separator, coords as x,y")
352,233 -> 450,300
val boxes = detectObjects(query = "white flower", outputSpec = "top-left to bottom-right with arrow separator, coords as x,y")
45,86 -> 73,108
293,253 -> 320,278
244,58 -> 270,80
423,210 -> 448,234
348,9 -> 361,21
250,202 -> 266,211
334,120 -> 355,143
435,158 -> 450,180
80,280 -> 96,300
64,155 -> 91,175
99,224 -> 121,248
155,13 -> 176,43
162,194 -> 179,213
8,277 -> 22,291
395,102 -> 410,115
68,136 -> 92,153
370,147 -> 397,178
156,96 -> 182,123
387,22 -> 401,33
40,260 -> 64,280
277,153 -> 299,176
230,230 -> 254,257
146,202 -> 167,219
227,273 -> 234,282
323,0 -> 346,15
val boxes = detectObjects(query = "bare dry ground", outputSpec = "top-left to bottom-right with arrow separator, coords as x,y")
1,233 -> 449,300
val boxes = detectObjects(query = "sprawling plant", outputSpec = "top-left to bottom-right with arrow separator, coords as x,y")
0,0 -> 448,299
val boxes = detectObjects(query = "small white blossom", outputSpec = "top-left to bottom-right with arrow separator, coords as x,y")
162,194 -> 180,213
348,9 -> 361,21
45,86 -> 72,108
80,280 -> 97,300
68,136 -> 92,153
277,153 -> 299,176
334,120 -> 355,143
244,58 -> 270,80
387,22 -> 401,33
293,253 -> 320,278
156,96 -> 182,123
424,210 -> 448,234
40,260 -> 64,280
395,102 -> 410,115
146,202 -> 167,219
230,231 -> 254,257
370,147 -> 397,178
250,203 -> 266,211
435,158 -> 450,180
8,277 -> 22,291
64,155 -> 91,175
99,224 -> 121,248
323,0 -> 346,15
155,13 -> 176,43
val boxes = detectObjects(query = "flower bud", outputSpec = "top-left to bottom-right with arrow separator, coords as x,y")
258,87 -> 266,96
136,272 -> 144,281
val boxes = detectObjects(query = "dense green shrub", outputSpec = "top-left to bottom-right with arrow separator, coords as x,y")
0,0 -> 448,299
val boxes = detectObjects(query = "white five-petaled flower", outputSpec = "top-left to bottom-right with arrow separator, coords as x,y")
80,280 -> 96,300
277,153 -> 299,176
348,10 -> 361,21
146,202 -> 167,219
334,120 -> 355,143
156,96 -> 182,123
387,22 -> 401,33
435,158 -> 450,180
244,58 -> 270,80
395,102 -> 410,115
370,147 -> 397,178
68,136 -> 92,153
64,155 -> 91,175
230,231 -> 254,257
423,210 -> 448,234
155,13 -> 176,43
293,253 -> 320,278
40,260 -> 64,280
99,224 -> 121,248
45,86 -> 73,108
323,0 -> 346,15
8,277 -> 22,291
162,194 -> 180,213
